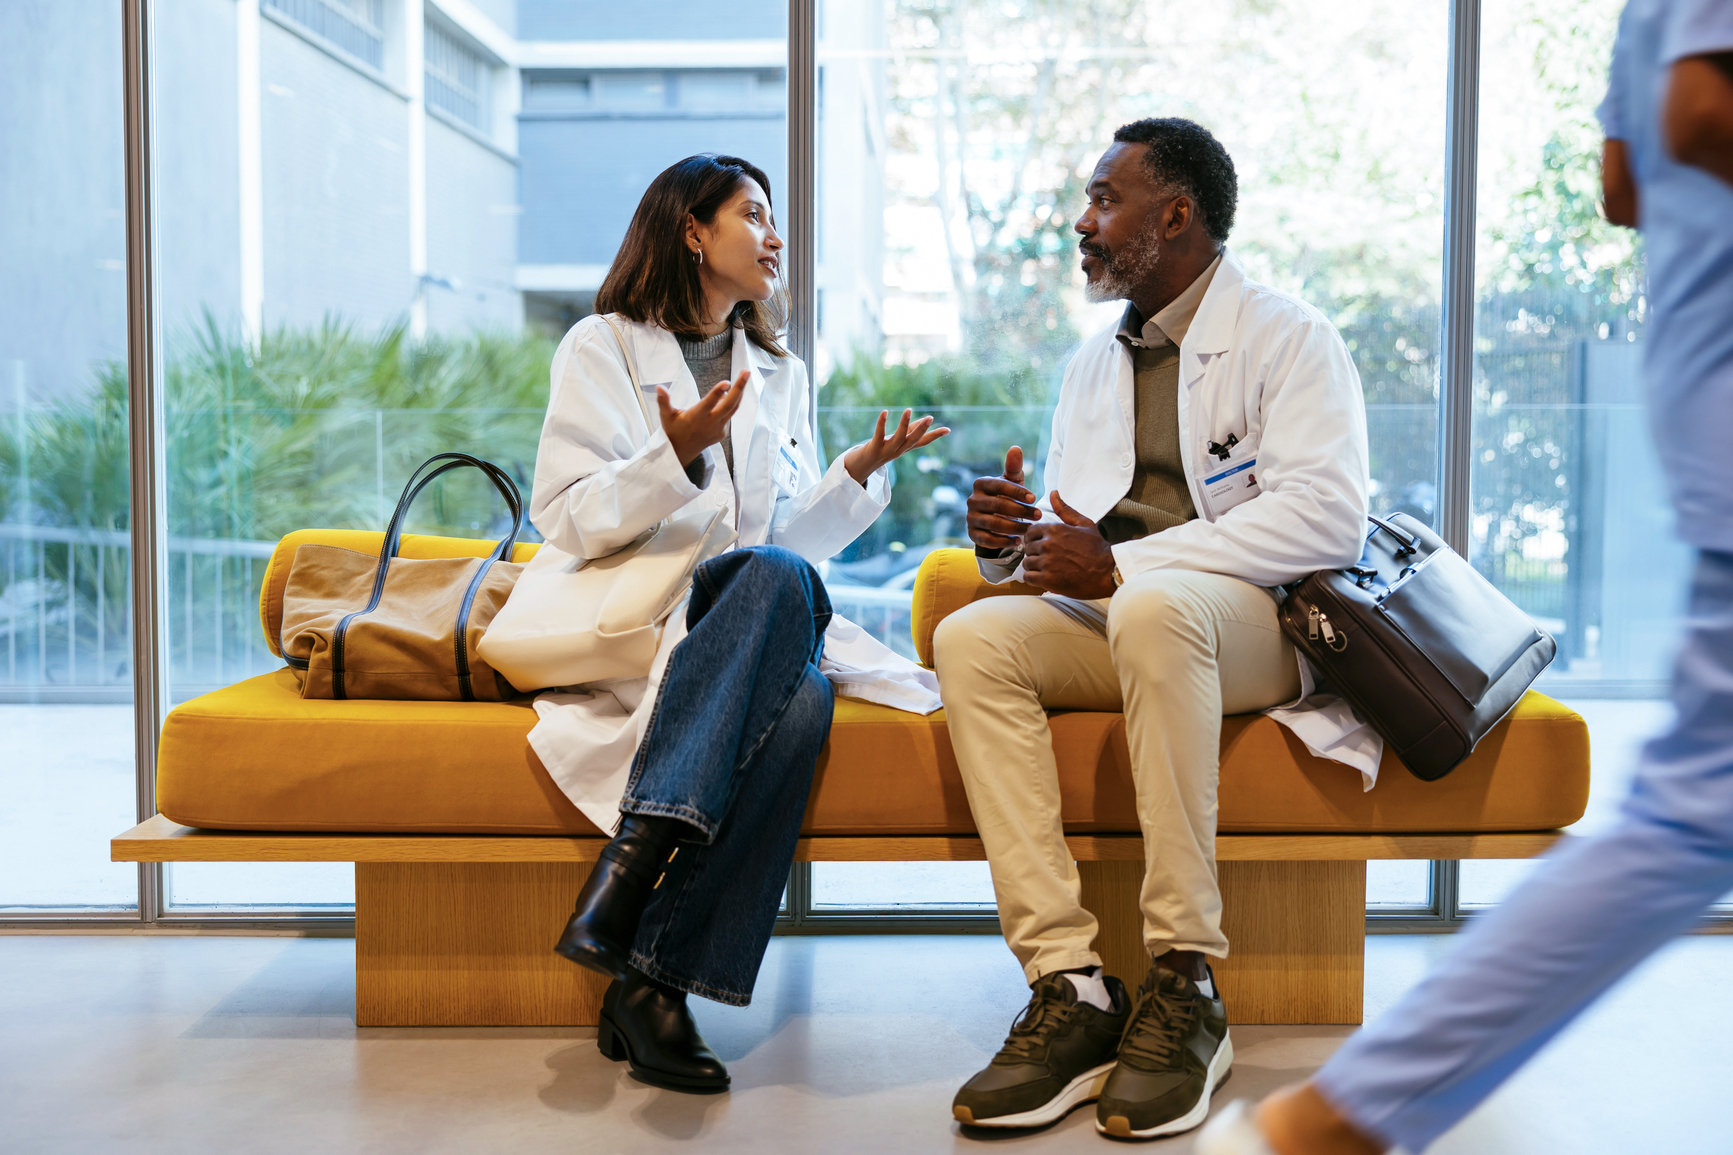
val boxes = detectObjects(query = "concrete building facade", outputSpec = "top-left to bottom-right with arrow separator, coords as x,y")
2,0 -> 885,411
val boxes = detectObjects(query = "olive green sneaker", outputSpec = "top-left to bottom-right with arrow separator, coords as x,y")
952,971 -> 1130,1129
1096,964 -> 1232,1139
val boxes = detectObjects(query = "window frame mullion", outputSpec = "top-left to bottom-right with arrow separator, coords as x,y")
122,0 -> 168,925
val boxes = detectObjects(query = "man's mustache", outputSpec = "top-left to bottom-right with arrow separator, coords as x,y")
1079,241 -> 1110,261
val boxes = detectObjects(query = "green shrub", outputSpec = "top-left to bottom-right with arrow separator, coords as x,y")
10,315 -> 556,544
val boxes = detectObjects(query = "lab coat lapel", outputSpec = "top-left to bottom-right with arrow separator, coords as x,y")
1173,249 -> 1245,496
1114,341 -> 1136,444
629,321 -> 695,409
729,329 -> 780,543
626,319 -> 738,511
727,327 -> 766,475
1180,248 -> 1243,389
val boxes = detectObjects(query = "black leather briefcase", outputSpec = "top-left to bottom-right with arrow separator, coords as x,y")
1278,514 -> 1557,781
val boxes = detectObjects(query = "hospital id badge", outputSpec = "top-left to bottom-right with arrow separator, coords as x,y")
1199,454 -> 1260,519
772,438 -> 802,497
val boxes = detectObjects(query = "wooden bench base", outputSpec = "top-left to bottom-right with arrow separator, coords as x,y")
114,817 -> 1562,1027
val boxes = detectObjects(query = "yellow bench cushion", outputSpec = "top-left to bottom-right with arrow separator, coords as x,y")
157,668 -> 1588,835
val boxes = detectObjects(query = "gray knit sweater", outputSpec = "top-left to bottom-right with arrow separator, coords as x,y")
676,329 -> 735,484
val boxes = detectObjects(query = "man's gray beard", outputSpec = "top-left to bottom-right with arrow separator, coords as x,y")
1083,221 -> 1163,304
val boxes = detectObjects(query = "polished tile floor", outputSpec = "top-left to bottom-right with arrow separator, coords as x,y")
3,930 -> 1730,1154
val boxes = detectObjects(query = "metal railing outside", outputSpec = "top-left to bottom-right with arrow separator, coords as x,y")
0,516 -> 916,701
0,524 -> 276,702
0,389 -> 1682,701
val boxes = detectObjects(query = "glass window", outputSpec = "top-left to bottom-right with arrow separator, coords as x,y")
426,21 -> 491,133
811,861 -> 996,912
147,2 -> 787,911
1471,0 -> 1662,692
9,0 -> 1642,927
1369,861 -> 1434,910
263,0 -> 386,72
521,73 -> 590,113
679,71 -> 757,111
0,0 -> 139,911
1460,0 -> 1655,908
814,0 -> 1448,908
594,72 -> 669,112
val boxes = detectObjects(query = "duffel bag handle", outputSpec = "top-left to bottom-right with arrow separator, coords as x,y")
277,454 -> 527,700
382,452 -> 525,564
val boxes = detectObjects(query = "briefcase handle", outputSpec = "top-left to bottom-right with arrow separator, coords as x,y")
1366,513 -> 1419,557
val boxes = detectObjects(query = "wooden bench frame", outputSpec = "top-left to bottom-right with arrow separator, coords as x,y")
113,816 -> 1561,1027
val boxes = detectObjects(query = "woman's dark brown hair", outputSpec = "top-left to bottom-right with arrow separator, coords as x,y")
596,154 -> 788,356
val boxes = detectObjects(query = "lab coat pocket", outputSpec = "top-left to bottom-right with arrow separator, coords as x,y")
1196,436 -> 1261,520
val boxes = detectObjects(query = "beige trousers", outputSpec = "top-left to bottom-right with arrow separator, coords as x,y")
933,569 -> 1301,983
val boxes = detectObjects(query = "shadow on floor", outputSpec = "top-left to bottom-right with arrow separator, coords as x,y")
180,938 -> 356,1040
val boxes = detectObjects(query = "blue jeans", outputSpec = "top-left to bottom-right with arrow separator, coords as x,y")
618,545 -> 834,1007
1315,550 -> 1733,1152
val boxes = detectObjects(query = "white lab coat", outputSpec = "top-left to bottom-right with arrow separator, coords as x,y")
984,248 -> 1386,786
524,314 -> 941,833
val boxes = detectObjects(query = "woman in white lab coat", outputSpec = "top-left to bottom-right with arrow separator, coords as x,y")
532,154 -> 945,1093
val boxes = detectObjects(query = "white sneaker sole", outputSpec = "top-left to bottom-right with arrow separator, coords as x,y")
953,1060 -> 1117,1129
1195,1099 -> 1280,1155
1097,1029 -> 1234,1140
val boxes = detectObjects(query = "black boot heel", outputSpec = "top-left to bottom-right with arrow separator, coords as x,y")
554,815 -> 683,979
597,1012 -> 629,1062
600,970 -> 730,1093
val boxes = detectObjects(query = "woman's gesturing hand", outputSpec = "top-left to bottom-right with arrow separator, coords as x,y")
658,371 -> 750,467
842,408 -> 951,486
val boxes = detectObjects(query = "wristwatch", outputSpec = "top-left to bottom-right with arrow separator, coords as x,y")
1112,564 -> 1125,589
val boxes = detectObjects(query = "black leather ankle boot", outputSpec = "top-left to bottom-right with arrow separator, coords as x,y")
554,815 -> 682,979
597,969 -> 729,1093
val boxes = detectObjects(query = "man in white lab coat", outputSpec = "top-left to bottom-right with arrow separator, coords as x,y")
942,118 -> 1371,1141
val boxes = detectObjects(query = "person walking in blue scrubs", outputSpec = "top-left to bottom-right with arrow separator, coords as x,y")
1196,2 -> 1733,1152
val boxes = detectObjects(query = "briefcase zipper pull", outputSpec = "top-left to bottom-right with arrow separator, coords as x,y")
1309,607 -> 1347,652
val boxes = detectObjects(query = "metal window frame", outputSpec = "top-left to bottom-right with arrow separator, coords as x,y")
1404,0 -> 1488,935
0,0 -> 169,930
125,0 -> 166,928
786,0 -> 817,381
775,862 -> 1000,936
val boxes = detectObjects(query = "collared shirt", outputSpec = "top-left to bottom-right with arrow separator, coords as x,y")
1114,252 -> 1222,352
1597,0 -> 1733,550
1099,254 -> 1223,544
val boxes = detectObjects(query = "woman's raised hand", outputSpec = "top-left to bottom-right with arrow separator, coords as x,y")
657,371 -> 750,467
842,408 -> 951,486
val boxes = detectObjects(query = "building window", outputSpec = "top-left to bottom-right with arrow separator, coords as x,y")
520,69 -> 786,116
263,0 -> 385,71
425,21 -> 489,132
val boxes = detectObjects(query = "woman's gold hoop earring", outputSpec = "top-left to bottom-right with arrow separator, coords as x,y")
692,249 -> 704,266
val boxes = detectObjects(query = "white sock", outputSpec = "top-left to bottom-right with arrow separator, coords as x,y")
1195,971 -> 1216,999
1062,967 -> 1113,1011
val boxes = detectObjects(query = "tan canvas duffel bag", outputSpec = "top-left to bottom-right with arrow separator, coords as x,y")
279,453 -> 527,701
